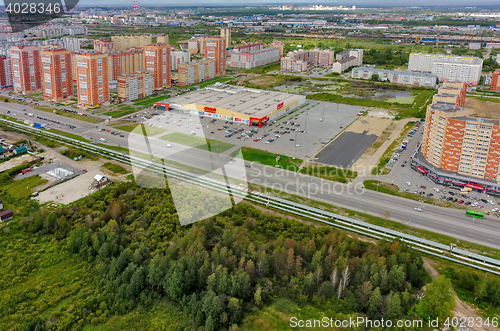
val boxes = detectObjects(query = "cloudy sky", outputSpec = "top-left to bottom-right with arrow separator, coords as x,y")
76,0 -> 500,7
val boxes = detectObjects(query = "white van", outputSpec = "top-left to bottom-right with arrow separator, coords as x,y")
100,138 -> 106,143
28,113 -> 34,117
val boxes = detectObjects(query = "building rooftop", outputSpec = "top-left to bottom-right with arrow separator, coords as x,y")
168,83 -> 304,118
354,66 -> 437,78
453,116 -> 499,126
338,56 -> 356,64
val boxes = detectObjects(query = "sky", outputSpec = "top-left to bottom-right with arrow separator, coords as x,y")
77,0 -> 500,7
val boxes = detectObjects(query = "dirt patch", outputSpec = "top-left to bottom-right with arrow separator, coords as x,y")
247,75 -> 283,88
345,116 -> 392,136
466,98 -> 500,119
422,257 -> 498,331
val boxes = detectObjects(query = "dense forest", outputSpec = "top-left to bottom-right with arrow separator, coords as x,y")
0,175 -> 499,330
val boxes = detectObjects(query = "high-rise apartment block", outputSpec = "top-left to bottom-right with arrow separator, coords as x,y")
10,45 -> 42,93
117,71 -> 154,101
0,55 -> 12,87
408,53 -> 483,86
93,38 -> 115,53
75,51 -> 109,107
188,38 -> 199,55
107,48 -> 144,81
156,34 -> 169,45
204,37 -> 226,76
335,49 -> 363,66
309,49 -> 335,67
491,69 -> 500,93
273,40 -> 284,58
112,35 -> 152,51
413,81 -> 500,193
220,27 -> 231,47
144,43 -> 171,90
171,50 -> 190,70
177,59 -> 216,86
230,43 -> 280,69
41,46 -> 73,101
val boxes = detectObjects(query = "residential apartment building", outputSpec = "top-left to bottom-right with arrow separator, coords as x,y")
40,46 -> 73,101
280,57 -> 307,72
156,34 -> 169,44
117,71 -> 154,101
286,50 -> 309,62
273,40 -> 284,57
351,67 -> 438,87
107,48 -> 144,81
309,49 -> 335,67
204,37 -> 226,76
408,53 -> 483,85
93,38 -> 114,53
177,59 -> 216,86
144,43 -> 171,90
75,51 -> 109,107
171,50 -> 190,70
10,45 -> 42,93
412,81 -> 500,194
491,69 -> 500,93
188,38 -> 199,55
0,55 -> 12,87
230,45 -> 280,69
112,35 -> 152,51
336,49 -> 363,66
220,27 -> 231,47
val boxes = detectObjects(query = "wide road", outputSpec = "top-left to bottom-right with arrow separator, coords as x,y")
2,101 -> 500,250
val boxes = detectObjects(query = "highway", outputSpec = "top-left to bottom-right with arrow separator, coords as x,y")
1,101 -> 500,250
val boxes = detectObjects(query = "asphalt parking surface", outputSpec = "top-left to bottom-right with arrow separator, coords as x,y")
315,130 -> 378,168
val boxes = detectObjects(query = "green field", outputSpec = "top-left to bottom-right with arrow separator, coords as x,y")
161,132 -> 235,153
103,110 -> 135,118
2,175 -> 47,199
115,124 -> 166,136
47,129 -> 92,143
133,95 -> 169,106
196,77 -> 232,89
103,162 -> 128,174
230,146 -> 303,171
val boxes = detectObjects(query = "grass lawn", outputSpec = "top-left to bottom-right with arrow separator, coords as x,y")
196,77 -> 232,89
133,95 -> 169,106
230,146 -> 303,172
115,124 -> 166,136
103,110 -> 135,118
103,162 -> 128,174
117,106 -> 136,111
47,129 -> 92,143
299,164 -> 357,183
41,108 -> 100,123
3,175 -> 47,199
161,132 -> 235,153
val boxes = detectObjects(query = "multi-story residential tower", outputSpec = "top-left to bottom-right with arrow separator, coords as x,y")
408,53 -> 483,86
171,50 -> 190,70
491,69 -> 500,93
220,27 -> 231,48
117,71 -> 154,101
107,48 -> 144,81
75,51 -> 109,107
156,34 -> 169,45
112,35 -> 152,51
144,43 -> 171,90
41,46 -> 73,101
10,45 -> 42,93
309,49 -> 335,67
177,59 -> 216,86
273,40 -> 284,58
0,55 -> 12,87
93,38 -> 114,53
204,37 -> 226,76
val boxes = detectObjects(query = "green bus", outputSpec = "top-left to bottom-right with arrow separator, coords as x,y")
466,210 -> 484,219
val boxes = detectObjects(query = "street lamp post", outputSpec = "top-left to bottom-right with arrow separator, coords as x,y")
320,102 -> 325,122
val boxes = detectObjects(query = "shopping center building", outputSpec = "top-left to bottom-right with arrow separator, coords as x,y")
155,83 -> 306,127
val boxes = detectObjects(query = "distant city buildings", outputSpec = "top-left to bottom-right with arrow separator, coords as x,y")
352,67 -> 438,87
75,51 -> 109,107
408,53 -> 483,86
10,45 -> 42,93
41,46 -> 73,101
220,27 -> 231,47
177,59 -> 216,86
230,43 -> 280,69
112,35 -> 152,51
117,71 -> 154,101
492,69 -> 500,93
204,37 -> 226,76
144,43 -> 171,90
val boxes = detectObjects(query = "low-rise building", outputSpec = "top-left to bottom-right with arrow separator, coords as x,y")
177,58 -> 216,86
230,45 -> 280,69
0,209 -> 13,221
280,57 -> 307,72
351,67 -> 438,87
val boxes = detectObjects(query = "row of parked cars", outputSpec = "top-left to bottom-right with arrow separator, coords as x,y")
389,122 -> 421,168
35,115 -> 76,129
59,108 -> 93,117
